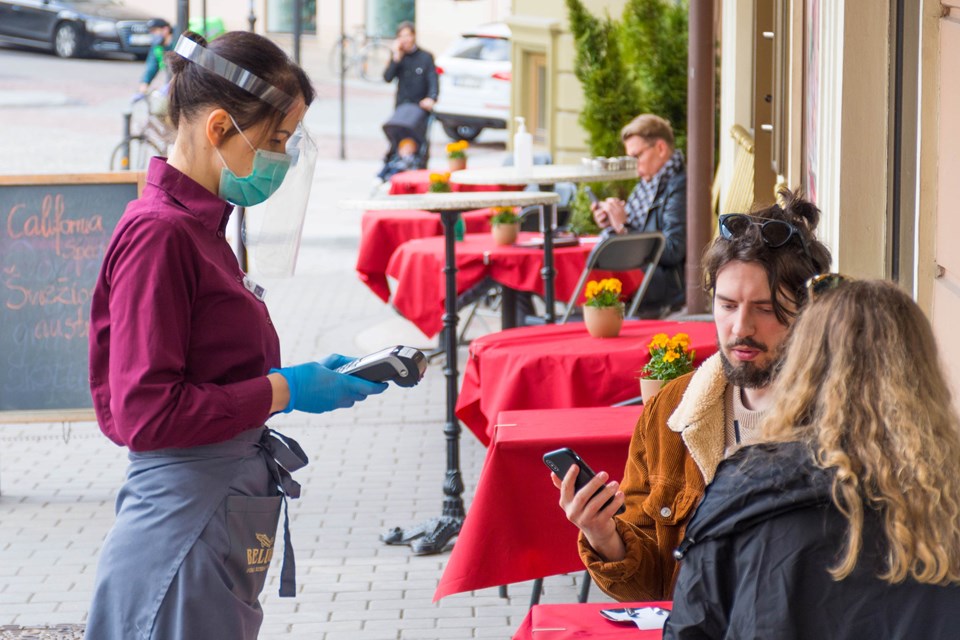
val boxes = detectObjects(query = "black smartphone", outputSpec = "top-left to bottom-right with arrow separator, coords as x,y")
582,185 -> 600,204
543,447 -> 626,516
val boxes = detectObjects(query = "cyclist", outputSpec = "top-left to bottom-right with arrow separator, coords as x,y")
137,18 -> 177,96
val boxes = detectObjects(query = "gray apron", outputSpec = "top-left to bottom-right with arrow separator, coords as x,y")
85,427 -> 307,640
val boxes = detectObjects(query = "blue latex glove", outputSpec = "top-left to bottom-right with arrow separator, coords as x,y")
271,354 -> 388,414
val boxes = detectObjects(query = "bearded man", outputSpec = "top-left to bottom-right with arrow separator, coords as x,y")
551,190 -> 833,601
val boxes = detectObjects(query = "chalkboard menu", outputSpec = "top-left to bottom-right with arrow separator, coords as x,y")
0,173 -> 143,423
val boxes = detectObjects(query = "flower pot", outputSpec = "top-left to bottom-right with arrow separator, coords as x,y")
491,222 -> 520,245
639,378 -> 665,404
583,305 -> 623,338
448,157 -> 467,172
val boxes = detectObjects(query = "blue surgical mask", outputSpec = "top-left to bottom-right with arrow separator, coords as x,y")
214,115 -> 292,207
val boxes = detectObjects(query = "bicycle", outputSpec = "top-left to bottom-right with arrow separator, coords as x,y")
328,25 -> 393,82
109,91 -> 175,171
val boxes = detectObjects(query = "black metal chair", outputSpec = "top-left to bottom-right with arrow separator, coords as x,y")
560,232 -> 666,323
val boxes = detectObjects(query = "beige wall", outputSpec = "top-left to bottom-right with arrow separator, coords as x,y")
416,0 -> 510,57
718,0 -> 754,209
931,4 -> 960,404
833,0 -> 890,278
508,0 -> 626,162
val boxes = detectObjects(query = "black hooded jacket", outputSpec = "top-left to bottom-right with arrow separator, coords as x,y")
664,441 -> 960,639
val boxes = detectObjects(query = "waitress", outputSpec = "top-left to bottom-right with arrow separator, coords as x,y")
85,31 -> 386,639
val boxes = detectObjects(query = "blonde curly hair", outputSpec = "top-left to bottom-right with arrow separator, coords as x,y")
761,279 -> 960,584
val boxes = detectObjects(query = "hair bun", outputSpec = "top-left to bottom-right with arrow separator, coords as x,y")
168,30 -> 208,75
779,187 -> 820,233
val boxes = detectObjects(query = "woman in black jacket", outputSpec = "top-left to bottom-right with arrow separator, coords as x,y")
665,278 -> 960,639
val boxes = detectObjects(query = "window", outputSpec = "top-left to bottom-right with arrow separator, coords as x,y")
526,52 -> 547,142
266,0 -> 317,34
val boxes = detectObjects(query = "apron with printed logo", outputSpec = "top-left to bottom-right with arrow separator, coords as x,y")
85,427 -> 307,640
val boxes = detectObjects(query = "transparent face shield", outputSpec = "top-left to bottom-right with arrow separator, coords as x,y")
242,125 -> 318,277
174,34 -> 317,277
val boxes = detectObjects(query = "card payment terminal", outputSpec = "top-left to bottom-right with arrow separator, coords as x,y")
335,346 -> 427,387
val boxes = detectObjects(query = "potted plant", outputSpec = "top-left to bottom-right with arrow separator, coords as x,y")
490,206 -> 521,245
428,172 -> 452,193
637,332 -> 695,403
447,140 -> 469,171
583,277 -> 624,338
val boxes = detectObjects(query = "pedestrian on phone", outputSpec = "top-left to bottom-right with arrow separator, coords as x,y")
384,21 -> 438,113
86,30 -> 387,639
665,279 -> 960,638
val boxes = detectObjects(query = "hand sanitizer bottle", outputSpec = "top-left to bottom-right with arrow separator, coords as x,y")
513,116 -> 533,170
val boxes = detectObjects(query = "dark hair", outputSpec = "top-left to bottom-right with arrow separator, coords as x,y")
147,18 -> 171,30
702,188 -> 832,325
167,31 -> 315,142
396,21 -> 416,36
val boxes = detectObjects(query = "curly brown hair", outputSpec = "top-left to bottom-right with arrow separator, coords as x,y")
762,279 -> 960,584
702,188 -> 832,325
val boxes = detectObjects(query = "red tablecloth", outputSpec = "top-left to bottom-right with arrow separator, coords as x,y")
384,233 -> 643,338
513,601 -> 673,640
356,208 -> 494,302
435,407 -> 641,601
388,168 -> 521,195
456,320 -> 717,446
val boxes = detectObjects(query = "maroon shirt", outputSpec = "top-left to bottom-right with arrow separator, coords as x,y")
89,158 -> 279,451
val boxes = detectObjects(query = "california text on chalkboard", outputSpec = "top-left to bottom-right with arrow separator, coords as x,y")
1,173 -> 143,423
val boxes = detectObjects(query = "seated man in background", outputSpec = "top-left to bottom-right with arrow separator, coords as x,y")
591,114 -> 686,316
552,190 -> 832,602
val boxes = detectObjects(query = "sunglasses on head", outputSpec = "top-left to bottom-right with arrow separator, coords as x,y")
718,213 -> 810,252
805,273 -> 853,300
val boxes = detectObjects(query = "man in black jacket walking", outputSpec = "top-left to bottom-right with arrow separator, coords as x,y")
591,114 -> 687,316
384,21 -> 438,112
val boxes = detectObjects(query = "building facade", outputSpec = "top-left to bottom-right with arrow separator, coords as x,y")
122,0 -> 508,73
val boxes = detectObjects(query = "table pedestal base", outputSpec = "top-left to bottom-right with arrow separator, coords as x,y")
381,514 -> 464,555
381,209 -> 466,556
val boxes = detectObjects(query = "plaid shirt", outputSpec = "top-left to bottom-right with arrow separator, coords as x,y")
624,151 -> 685,231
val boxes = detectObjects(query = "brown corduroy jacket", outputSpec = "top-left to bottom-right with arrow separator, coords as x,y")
578,353 -> 729,602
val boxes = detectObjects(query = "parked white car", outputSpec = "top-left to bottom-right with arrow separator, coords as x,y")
432,23 -> 511,142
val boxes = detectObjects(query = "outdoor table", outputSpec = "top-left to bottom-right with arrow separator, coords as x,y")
512,601 -> 673,640
388,168 -> 521,195
385,233 -> 643,338
340,191 -> 560,555
434,407 -> 641,603
456,320 -> 717,446
452,164 -> 638,323
356,208 -> 494,303
451,163 -> 638,188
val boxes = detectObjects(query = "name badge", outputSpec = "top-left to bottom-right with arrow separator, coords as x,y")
242,275 -> 266,301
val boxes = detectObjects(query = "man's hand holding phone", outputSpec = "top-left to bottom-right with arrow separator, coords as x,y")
585,187 -> 626,234
545,448 -> 627,562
